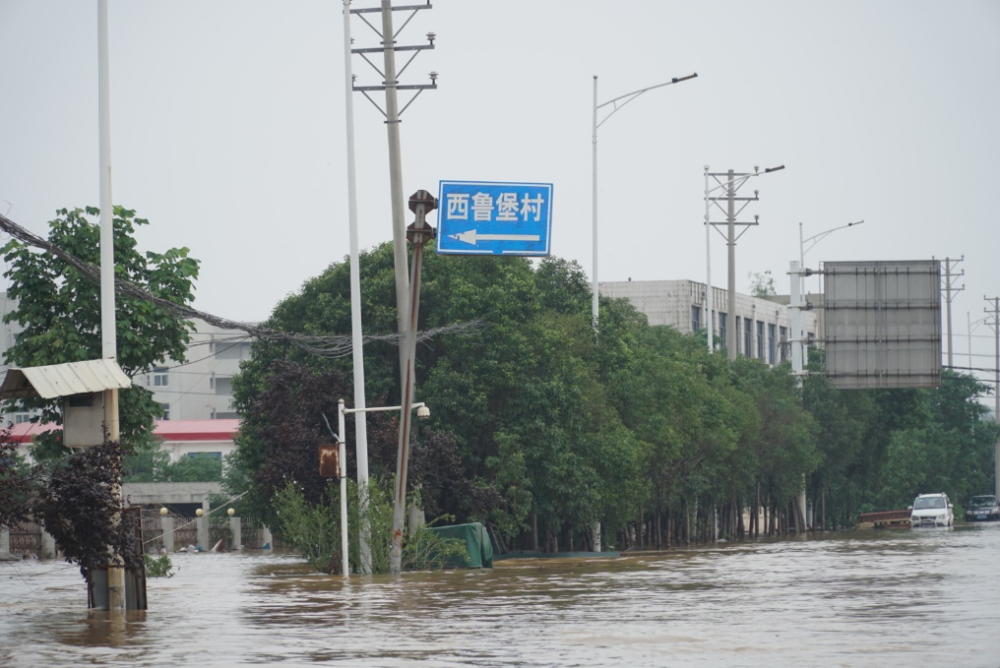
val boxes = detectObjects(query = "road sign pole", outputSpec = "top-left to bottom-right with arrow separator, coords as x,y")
390,191 -> 437,575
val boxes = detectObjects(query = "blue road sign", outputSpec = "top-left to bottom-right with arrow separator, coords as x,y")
436,180 -> 553,256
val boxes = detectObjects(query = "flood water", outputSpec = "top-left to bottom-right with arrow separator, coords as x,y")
3,524 -> 1000,667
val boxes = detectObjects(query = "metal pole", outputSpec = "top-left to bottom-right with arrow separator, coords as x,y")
968,311 -> 972,371
726,169 -> 737,360
591,75 -> 599,332
338,399 -> 349,577
98,0 -> 125,613
704,166 -> 713,352
799,222 -> 804,273
993,299 -> 1000,498
591,73 -> 696,333
391,191 -> 435,575
98,0 -> 115,364
342,0 -> 372,576
789,260 -> 808,532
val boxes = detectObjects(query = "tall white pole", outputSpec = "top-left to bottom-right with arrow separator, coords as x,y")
790,261 -> 803,375
591,75 -> 599,332
968,311 -> 972,371
98,0 -> 124,613
704,166 -> 712,352
341,0 -> 372,576
993,302 -> 1000,499
338,399 -> 349,577
98,0 -> 115,364
789,260 -> 808,532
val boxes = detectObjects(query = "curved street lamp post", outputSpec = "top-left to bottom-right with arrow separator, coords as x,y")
592,72 -> 698,332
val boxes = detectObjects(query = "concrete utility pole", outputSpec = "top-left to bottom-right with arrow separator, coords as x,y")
939,256 -> 965,368
706,167 -> 783,360
350,1 -> 436,576
789,260 -> 809,533
985,296 -> 1000,499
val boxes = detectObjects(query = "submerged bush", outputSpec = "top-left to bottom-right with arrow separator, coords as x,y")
273,476 -> 467,575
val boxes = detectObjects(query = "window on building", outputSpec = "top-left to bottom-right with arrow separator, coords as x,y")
213,411 -> 239,420
718,313 -> 727,349
153,367 -> 169,387
756,321 -> 765,360
744,318 -> 752,357
768,324 -> 777,364
213,340 -> 252,360
159,403 -> 170,420
213,377 -> 232,396
779,326 -> 788,362
187,451 -> 222,460
13,412 -> 34,424
691,305 -> 702,332
807,332 -> 816,348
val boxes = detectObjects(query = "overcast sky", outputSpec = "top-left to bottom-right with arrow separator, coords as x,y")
1,1 -> 999,385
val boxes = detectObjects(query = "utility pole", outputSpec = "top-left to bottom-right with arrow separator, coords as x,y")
938,256 -> 964,368
350,1 -> 436,576
985,296 -> 1000,498
706,167 -> 777,360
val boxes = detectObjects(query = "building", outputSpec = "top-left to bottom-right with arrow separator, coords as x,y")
131,320 -> 253,421
8,418 -> 239,463
0,290 -> 251,424
600,279 -> 818,365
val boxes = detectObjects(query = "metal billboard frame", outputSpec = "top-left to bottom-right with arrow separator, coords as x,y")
823,260 -> 942,389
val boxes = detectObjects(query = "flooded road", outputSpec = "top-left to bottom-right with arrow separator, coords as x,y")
3,524 -> 1000,667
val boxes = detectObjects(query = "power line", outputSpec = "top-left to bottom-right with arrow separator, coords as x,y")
0,211 -> 481,359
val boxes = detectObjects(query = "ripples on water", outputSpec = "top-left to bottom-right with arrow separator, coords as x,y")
2,525 -> 999,667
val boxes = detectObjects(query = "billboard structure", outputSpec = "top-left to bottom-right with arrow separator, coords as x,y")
823,260 -> 941,389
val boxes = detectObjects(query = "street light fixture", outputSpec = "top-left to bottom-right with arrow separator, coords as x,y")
703,165 -> 786,353
792,220 -> 865,365
327,399 -> 429,577
592,72 -> 698,332
800,219 -> 864,271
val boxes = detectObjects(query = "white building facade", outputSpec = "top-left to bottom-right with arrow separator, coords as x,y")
132,320 -> 253,421
1,291 -> 250,424
600,279 -> 818,365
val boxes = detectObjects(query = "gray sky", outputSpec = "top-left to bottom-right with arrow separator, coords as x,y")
2,1 -> 999,385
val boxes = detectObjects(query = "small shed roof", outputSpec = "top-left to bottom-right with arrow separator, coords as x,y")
0,359 -> 132,400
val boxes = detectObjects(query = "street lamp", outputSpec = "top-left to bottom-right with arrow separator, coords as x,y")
332,399 -> 430,576
592,72 -> 698,332
703,165 -> 786,353
799,220 -> 864,289
793,220 -> 865,365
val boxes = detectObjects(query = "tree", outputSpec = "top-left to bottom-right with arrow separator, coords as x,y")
2,206 -> 199,455
749,270 -> 777,298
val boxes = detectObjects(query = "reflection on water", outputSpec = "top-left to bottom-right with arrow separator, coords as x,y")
3,525 -> 1000,667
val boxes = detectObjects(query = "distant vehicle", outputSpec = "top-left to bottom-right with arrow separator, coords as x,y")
909,493 -> 954,527
964,495 -> 1000,522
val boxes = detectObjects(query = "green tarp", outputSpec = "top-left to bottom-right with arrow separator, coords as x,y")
427,522 -> 494,568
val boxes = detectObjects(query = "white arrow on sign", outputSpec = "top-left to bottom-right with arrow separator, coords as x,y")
449,229 -> 541,246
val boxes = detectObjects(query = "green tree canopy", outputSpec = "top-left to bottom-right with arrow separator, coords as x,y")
2,206 -> 199,455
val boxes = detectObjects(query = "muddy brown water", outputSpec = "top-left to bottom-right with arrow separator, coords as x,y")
2,524 -> 999,667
